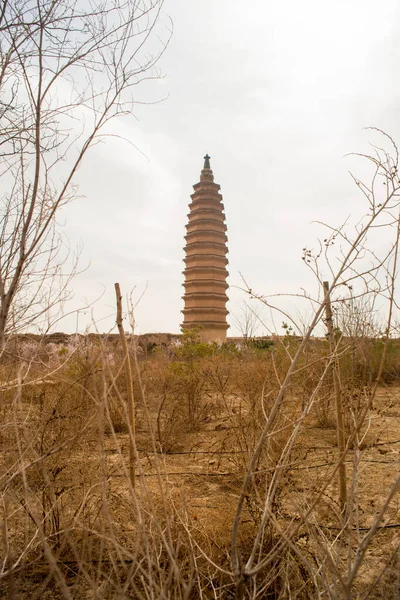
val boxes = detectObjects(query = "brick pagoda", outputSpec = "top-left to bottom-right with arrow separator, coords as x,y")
181,155 -> 229,342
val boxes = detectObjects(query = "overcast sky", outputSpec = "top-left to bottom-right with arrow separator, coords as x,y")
60,0 -> 400,336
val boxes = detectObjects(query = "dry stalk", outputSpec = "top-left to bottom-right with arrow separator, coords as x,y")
323,280 -> 348,517
114,282 -> 136,490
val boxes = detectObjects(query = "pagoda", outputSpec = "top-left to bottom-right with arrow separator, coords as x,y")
181,155 -> 229,342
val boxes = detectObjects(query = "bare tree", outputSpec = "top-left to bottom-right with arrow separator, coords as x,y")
231,300 -> 262,339
0,0 -> 169,341
231,130 -> 400,598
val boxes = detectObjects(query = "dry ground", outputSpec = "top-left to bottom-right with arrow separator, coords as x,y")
1,375 -> 399,599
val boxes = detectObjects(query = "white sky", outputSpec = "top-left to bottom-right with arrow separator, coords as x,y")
59,0 -> 400,336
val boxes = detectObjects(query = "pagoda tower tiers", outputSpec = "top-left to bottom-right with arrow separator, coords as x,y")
181,155 -> 229,342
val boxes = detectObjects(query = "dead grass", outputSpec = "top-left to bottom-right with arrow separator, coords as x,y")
0,337 -> 399,599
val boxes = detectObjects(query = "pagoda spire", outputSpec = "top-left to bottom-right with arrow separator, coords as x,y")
181,155 -> 229,342
200,153 -> 214,182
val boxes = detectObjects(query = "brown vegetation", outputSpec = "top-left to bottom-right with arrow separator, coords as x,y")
0,330 -> 399,599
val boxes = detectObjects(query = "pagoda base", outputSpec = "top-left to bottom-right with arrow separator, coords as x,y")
181,321 -> 229,343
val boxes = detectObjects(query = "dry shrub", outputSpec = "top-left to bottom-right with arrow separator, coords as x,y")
1,330 -> 399,599
142,354 -> 236,451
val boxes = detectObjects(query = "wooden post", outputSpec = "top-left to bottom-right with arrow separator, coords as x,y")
323,281 -> 347,516
114,283 -> 135,489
